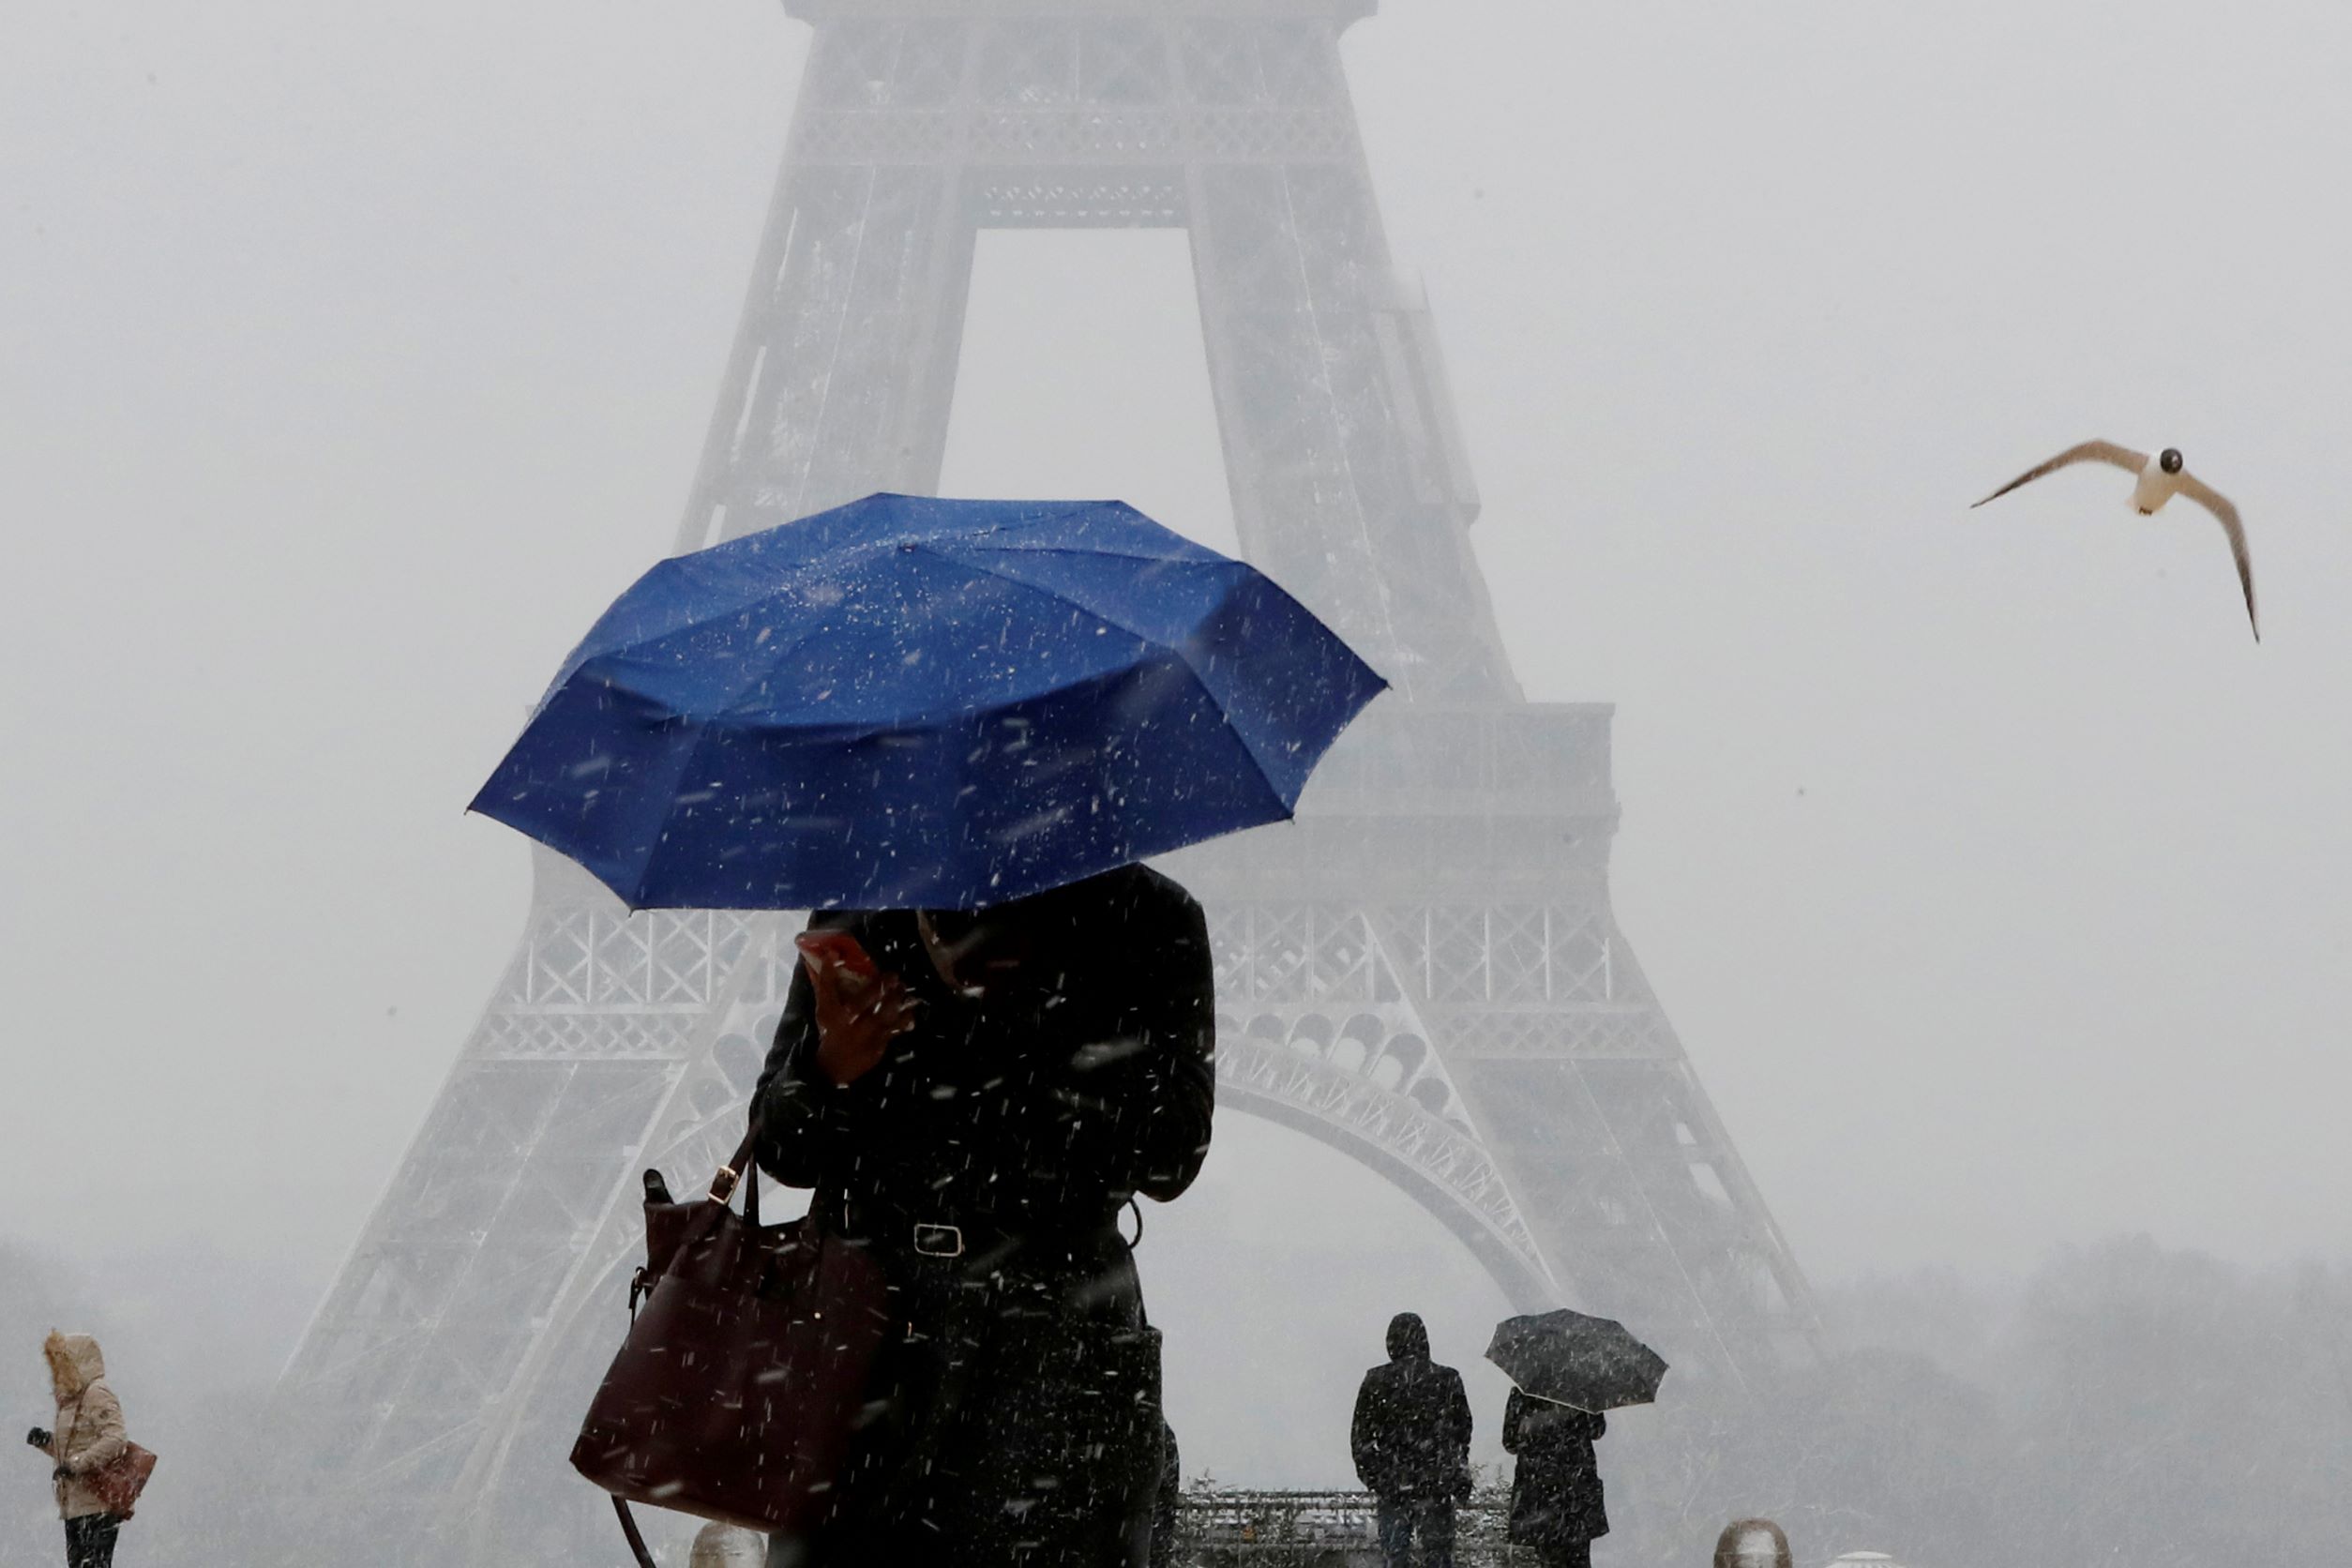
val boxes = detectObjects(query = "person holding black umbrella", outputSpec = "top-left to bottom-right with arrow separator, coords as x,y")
1485,1307 -> 1667,1568
1500,1389 -> 1608,1568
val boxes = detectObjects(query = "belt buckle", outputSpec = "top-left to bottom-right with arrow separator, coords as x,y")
912,1222 -> 964,1259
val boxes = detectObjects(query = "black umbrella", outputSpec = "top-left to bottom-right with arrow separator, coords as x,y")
1484,1309 -> 1667,1412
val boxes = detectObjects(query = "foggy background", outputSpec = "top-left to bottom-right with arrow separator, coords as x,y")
5,0 -> 2350,1557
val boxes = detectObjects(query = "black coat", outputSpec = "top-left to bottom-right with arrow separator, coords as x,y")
1350,1314 -> 1473,1500
751,864 -> 1215,1567
754,863 -> 1215,1239
1502,1391 -> 1607,1545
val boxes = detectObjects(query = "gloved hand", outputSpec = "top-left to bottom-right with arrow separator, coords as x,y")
24,1426 -> 51,1449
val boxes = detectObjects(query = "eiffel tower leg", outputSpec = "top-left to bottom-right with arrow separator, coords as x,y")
1180,22 -> 1518,703
674,23 -> 983,551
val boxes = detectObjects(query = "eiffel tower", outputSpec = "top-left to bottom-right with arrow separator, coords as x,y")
278,2 -> 1821,1561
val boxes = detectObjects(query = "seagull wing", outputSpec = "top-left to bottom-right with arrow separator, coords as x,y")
1971,440 -> 2149,507
2176,473 -> 2258,641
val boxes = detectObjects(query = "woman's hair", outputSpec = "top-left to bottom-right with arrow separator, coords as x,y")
1713,1517 -> 1793,1568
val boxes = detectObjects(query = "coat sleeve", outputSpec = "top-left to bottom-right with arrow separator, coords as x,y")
750,917 -> 861,1189
1110,889 -> 1215,1203
983,888 -> 1216,1220
63,1387 -> 125,1474
1349,1375 -> 1385,1492
1501,1390 -> 1525,1454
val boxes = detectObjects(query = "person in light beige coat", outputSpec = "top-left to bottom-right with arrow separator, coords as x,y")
25,1334 -> 129,1568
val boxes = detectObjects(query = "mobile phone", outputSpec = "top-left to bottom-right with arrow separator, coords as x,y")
793,928 -> 879,979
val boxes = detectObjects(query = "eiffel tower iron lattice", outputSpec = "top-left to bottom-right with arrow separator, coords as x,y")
277,2 -> 1821,1560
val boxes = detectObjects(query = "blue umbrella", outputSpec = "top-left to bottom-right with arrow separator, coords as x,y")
470,494 -> 1386,910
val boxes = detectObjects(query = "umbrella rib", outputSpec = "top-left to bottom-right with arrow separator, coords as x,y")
625,715 -> 752,908
1158,652 -> 1297,828
895,540 -> 1203,663
899,543 -> 1303,812
574,567 -> 932,729
574,707 -> 722,909
953,537 -> 1211,566
1148,572 -> 1379,810
709,619 -> 837,720
925,544 -> 1386,797
555,551 -> 822,685
547,568 -> 849,714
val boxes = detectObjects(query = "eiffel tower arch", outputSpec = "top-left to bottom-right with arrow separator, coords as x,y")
277,2 -> 1821,1560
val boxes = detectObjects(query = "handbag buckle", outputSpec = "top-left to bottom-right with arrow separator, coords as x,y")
626,1266 -> 653,1321
912,1222 -> 964,1258
709,1166 -> 740,1202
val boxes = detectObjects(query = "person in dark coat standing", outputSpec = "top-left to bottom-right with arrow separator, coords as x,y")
753,863 -> 1214,1568
1501,1389 -> 1608,1568
1350,1313 -> 1472,1568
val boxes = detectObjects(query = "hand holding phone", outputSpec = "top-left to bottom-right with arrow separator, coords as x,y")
793,928 -> 880,980
795,928 -> 916,1087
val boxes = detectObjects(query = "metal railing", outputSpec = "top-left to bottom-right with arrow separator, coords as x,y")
1176,1488 -> 1521,1565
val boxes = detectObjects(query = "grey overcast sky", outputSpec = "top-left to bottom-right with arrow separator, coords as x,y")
5,0 -> 2349,1383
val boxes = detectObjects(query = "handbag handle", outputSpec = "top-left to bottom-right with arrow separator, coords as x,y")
608,1115 -> 767,1568
708,1122 -> 763,1227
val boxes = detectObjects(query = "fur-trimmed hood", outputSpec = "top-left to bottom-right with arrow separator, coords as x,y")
44,1333 -> 105,1400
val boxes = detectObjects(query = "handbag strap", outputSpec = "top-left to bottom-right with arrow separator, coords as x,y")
58,1398 -> 81,1475
611,1498 -> 658,1568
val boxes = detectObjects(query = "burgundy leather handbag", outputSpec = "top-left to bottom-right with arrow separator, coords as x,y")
570,1122 -> 891,1565
86,1443 -> 157,1519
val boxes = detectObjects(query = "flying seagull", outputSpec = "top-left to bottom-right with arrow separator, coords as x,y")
1972,441 -> 2258,640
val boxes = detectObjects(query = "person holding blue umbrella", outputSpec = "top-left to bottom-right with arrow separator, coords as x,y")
757,858 -> 1212,1567
475,494 -> 1384,1568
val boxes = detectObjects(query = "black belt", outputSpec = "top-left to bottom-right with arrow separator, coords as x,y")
826,1196 -> 1120,1263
